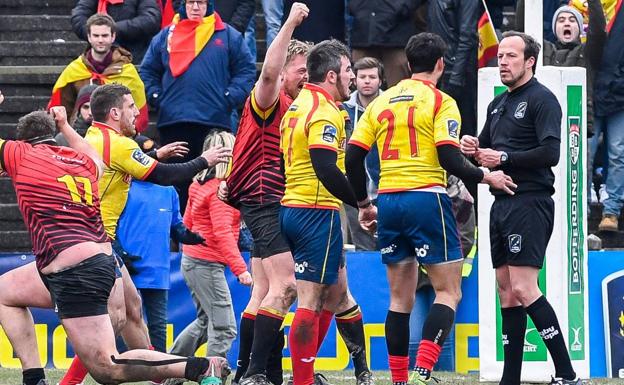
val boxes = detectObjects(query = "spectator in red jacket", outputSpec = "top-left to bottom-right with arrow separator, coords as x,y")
168,131 -> 252,363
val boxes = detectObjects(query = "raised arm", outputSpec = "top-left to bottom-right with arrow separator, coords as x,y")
50,106 -> 104,178
254,2 -> 309,109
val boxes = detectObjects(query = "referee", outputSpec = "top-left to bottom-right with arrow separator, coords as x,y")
460,32 -> 580,385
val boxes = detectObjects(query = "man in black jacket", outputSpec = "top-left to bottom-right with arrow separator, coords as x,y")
428,0 -> 480,136
71,0 -> 161,63
348,0 -> 426,86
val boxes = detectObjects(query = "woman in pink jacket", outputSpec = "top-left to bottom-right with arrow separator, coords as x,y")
169,131 -> 252,359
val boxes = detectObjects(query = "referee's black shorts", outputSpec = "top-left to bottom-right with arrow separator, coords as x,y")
240,201 -> 291,259
490,193 -> 554,269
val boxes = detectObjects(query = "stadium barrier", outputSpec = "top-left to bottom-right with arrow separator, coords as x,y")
0,250 -> 622,379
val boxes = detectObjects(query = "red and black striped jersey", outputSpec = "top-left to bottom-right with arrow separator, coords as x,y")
227,89 -> 292,207
0,139 -> 108,270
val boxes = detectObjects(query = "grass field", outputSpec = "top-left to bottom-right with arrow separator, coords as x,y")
1,369 -> 623,385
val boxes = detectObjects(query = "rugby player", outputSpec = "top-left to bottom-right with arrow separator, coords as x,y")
346,32 -> 515,384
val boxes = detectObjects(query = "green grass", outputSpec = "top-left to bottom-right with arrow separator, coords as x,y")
1,369 -> 623,385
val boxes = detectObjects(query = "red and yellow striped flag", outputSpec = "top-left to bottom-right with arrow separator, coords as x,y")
167,12 -> 225,77
48,58 -> 149,132
478,9 -> 499,68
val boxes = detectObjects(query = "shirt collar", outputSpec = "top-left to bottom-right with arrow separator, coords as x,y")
303,83 -> 335,103
92,120 -> 121,134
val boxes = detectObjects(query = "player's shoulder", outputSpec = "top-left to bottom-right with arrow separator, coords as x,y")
0,139 -> 31,158
529,79 -> 559,104
110,131 -> 140,151
314,99 -> 342,125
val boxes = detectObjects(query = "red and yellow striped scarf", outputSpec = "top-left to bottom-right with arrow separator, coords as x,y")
167,12 -> 225,77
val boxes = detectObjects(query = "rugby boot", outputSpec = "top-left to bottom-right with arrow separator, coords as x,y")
199,356 -> 231,385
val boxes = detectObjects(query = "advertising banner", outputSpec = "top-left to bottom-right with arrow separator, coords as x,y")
0,251 -> 480,372
602,270 -> 624,378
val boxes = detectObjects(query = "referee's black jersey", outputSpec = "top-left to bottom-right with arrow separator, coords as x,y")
479,77 -> 562,196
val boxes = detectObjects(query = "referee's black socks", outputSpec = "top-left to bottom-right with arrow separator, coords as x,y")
526,296 -> 576,380
500,306 -> 527,385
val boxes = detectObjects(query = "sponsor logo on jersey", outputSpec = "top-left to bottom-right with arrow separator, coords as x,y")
447,119 -> 459,138
52,154 -> 87,165
322,125 -> 337,143
131,148 -> 151,166
389,95 -> 414,104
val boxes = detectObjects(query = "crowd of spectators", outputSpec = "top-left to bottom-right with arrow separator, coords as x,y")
2,0 -> 622,369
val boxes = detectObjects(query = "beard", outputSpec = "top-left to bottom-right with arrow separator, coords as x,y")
336,77 -> 350,101
72,115 -> 92,137
501,67 -> 526,88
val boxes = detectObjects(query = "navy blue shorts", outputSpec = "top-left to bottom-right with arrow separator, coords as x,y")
279,206 -> 344,284
377,191 -> 463,265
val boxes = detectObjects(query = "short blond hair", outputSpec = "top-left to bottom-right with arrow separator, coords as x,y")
285,39 -> 312,68
195,130 -> 236,182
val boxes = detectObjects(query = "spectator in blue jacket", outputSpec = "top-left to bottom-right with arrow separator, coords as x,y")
116,135 -> 205,353
140,0 -> 255,212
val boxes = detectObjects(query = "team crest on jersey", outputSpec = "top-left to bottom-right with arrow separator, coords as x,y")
131,148 -> 151,166
514,102 -> 528,119
508,234 -> 522,253
447,119 -> 459,138
322,125 -> 337,143
288,104 -> 299,112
